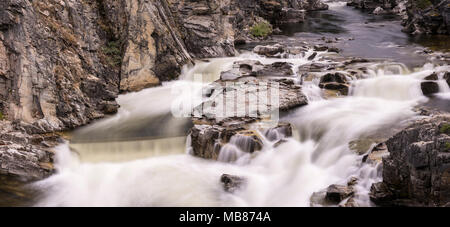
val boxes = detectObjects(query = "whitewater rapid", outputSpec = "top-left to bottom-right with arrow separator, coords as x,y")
32,47 -> 450,207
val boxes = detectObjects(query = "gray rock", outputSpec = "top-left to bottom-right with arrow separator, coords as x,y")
221,174 -> 246,193
370,114 -> 450,207
253,44 -> 285,57
257,62 -> 295,77
319,72 -> 350,96
402,0 -> 450,35
325,184 -> 355,204
279,8 -> 306,24
425,73 -> 439,81
373,6 -> 386,15
313,45 -> 329,51
444,72 -> 450,87
421,81 -> 440,95
189,122 -> 293,160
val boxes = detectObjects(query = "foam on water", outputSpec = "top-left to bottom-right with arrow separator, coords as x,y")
33,50 -> 448,207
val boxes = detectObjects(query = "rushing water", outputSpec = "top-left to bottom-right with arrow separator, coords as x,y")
31,47 -> 450,206
3,2 -> 449,207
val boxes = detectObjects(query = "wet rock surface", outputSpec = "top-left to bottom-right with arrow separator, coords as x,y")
0,0 -> 332,181
311,177 -> 359,207
347,0 -> 449,35
421,81 -> 440,95
402,0 -> 450,35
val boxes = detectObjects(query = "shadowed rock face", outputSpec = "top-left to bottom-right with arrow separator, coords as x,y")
189,58 -> 307,161
370,114 -> 450,207
221,174 -> 246,193
0,0 -> 329,130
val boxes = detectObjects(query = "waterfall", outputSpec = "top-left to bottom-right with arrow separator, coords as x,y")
32,50 -> 449,207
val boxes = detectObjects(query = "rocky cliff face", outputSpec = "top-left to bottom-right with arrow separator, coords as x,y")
370,114 -> 450,207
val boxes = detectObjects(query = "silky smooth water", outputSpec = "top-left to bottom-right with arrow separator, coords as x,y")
32,48 -> 449,206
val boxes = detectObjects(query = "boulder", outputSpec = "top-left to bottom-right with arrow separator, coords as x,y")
221,174 -> 246,193
279,8 -> 306,24
425,73 -> 439,81
421,81 -> 440,95
312,177 -> 359,206
307,52 -> 318,60
402,0 -> 450,35
320,72 -> 348,84
264,122 -> 293,141
444,72 -> 450,87
253,44 -> 285,57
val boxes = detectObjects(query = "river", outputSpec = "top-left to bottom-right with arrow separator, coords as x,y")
2,1 -> 449,207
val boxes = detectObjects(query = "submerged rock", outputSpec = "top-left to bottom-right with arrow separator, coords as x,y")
221,174 -> 246,193
279,8 -> 306,24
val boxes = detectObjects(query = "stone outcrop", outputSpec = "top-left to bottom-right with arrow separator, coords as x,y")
370,114 -> 450,207
402,0 -> 450,35
189,58 -> 308,161
347,0 -> 401,11
0,121 -> 60,181
347,0 -> 450,35
319,72 -> 351,96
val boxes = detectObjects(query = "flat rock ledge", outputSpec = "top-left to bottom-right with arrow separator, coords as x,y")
0,121 -> 62,182
189,59 -> 307,161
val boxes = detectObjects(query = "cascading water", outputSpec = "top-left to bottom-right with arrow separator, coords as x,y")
30,2 -> 450,207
